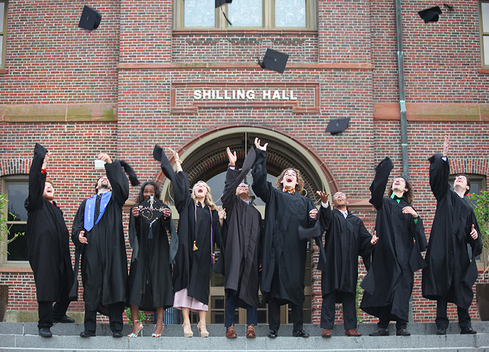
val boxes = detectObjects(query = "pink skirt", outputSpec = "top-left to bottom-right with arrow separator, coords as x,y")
173,288 -> 208,312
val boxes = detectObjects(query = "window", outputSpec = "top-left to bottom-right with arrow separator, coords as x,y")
1,176 -> 28,265
0,1 -> 7,69
482,1 -> 489,67
175,0 -> 316,30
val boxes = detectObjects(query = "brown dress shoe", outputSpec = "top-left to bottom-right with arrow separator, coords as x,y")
321,328 -> 332,338
246,324 -> 256,338
345,329 -> 362,336
226,325 -> 237,338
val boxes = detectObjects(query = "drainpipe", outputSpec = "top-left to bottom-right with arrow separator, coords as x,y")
395,0 -> 413,323
395,0 -> 409,180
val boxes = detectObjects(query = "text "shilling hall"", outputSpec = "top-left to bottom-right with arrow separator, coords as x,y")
193,89 -> 298,101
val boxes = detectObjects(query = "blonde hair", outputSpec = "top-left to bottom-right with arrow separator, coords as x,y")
276,168 -> 305,194
191,181 -> 217,210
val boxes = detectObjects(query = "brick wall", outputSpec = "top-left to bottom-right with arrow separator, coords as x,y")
1,0 -> 488,326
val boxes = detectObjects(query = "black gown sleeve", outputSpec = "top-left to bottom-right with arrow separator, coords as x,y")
105,160 -> 129,206
369,157 -> 394,210
429,153 -> 450,201
25,143 -> 48,212
252,149 -> 272,204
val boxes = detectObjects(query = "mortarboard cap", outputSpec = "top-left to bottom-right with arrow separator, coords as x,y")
78,5 -> 102,31
418,6 -> 442,23
215,0 -> 232,8
259,48 -> 289,74
325,118 -> 350,135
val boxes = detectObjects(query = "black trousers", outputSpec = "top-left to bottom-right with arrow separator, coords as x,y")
268,297 -> 303,332
377,304 -> 407,330
321,291 -> 357,330
84,302 -> 125,333
37,283 -> 71,329
436,296 -> 471,330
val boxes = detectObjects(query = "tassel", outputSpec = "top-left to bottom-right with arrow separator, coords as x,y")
211,253 -> 216,265
193,241 -> 198,251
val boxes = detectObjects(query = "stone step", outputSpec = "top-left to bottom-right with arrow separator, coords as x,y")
1,322 -> 489,352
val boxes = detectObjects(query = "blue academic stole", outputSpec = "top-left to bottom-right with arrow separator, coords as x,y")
84,191 -> 112,232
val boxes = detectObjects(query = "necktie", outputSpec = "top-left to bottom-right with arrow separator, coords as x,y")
94,194 -> 102,223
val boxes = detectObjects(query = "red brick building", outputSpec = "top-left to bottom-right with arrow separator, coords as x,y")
0,0 -> 488,326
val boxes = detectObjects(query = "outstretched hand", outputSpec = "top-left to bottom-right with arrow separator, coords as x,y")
226,147 -> 237,167
98,153 -> 112,164
42,152 -> 51,170
316,191 -> 330,204
442,135 -> 451,158
254,137 -> 267,151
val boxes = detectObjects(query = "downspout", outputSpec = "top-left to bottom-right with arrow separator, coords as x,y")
395,0 -> 413,323
395,0 -> 409,179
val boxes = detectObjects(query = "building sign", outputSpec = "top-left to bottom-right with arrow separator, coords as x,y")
193,89 -> 297,101
170,82 -> 319,114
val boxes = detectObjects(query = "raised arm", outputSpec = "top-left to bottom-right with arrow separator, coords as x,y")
25,143 -> 49,211
101,153 -> 129,206
428,136 -> 451,201
369,157 -> 394,210
251,138 -> 271,203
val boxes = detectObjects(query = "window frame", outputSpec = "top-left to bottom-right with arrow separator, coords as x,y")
1,174 -> 29,267
174,0 -> 317,31
0,0 -> 7,70
481,0 -> 489,68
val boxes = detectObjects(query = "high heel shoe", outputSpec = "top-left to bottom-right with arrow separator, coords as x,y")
152,324 -> 164,338
182,323 -> 193,338
127,320 -> 143,337
197,322 -> 209,338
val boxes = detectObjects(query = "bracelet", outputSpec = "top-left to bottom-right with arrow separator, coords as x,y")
175,159 -> 182,163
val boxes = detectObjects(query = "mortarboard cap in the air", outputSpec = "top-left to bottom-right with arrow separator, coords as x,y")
78,5 -> 102,31
215,0 -> 232,8
325,118 -> 350,135
418,6 -> 442,23
259,49 -> 289,74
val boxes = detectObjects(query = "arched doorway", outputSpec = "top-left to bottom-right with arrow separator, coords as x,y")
157,126 -> 337,325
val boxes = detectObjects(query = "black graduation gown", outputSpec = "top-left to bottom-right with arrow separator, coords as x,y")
252,149 -> 316,306
214,148 -> 262,308
126,204 -> 174,310
318,204 -> 372,297
156,148 -> 222,306
71,160 -> 129,311
422,154 -> 483,309
360,157 -> 427,322
25,143 -> 74,302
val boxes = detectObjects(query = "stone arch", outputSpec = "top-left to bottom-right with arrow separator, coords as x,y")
156,125 -> 338,204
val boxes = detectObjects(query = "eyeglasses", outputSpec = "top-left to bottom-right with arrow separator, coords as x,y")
333,193 -> 346,198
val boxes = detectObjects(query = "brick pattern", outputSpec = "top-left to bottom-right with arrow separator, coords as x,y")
1,0 -> 488,326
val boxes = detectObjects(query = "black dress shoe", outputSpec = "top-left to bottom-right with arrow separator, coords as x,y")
369,328 -> 389,336
396,328 -> 411,336
113,330 -> 123,338
39,327 -> 52,338
436,327 -> 447,335
460,326 -> 477,335
80,330 -> 96,338
268,329 -> 278,338
53,315 -> 75,323
292,330 -> 309,338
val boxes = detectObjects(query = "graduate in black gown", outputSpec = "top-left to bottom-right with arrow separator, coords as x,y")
422,136 -> 482,335
72,153 -> 130,338
126,181 -> 177,338
215,146 -> 262,339
153,145 -> 223,338
315,190 -> 377,338
252,138 -> 318,338
25,143 -> 75,338
360,157 -> 427,337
